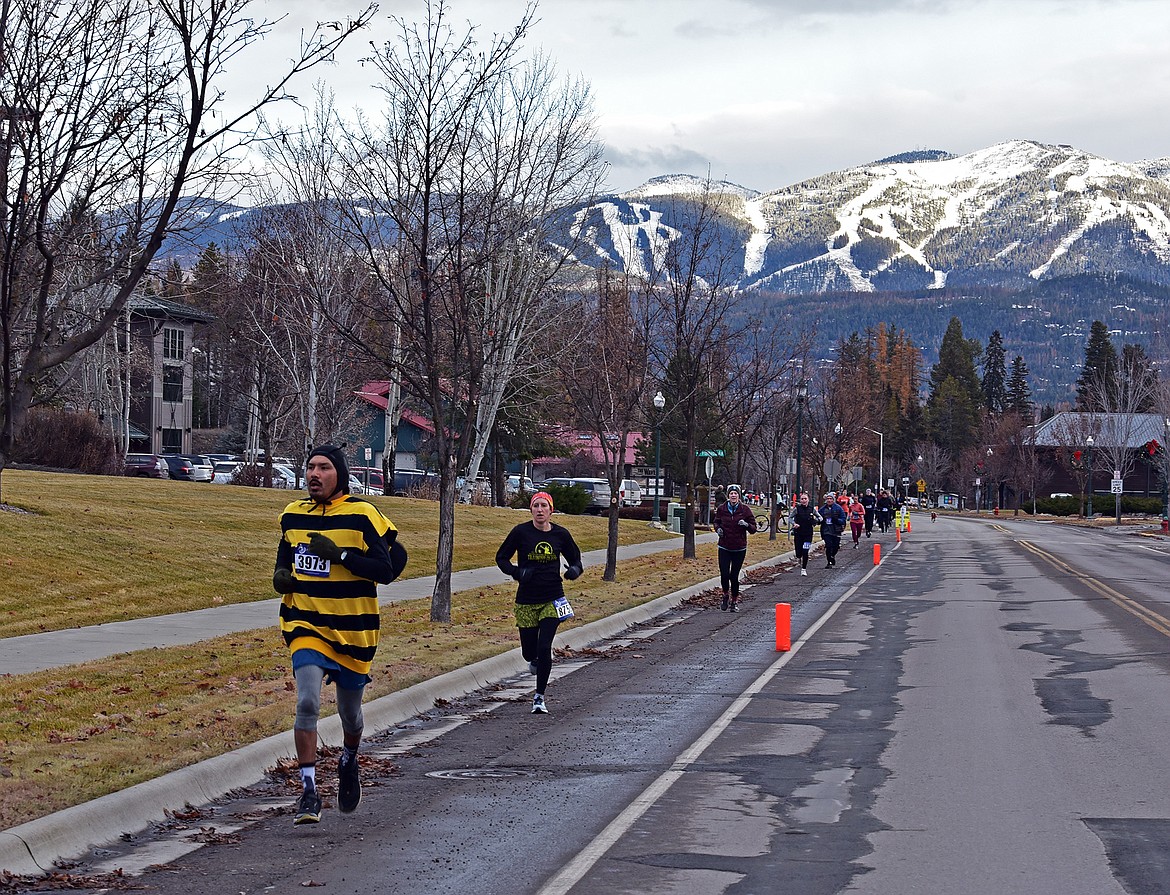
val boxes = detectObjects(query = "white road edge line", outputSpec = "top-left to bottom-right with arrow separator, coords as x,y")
536,543 -> 899,895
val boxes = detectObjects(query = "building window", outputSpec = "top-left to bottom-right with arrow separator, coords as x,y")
163,365 -> 183,403
162,428 -> 182,454
163,328 -> 185,361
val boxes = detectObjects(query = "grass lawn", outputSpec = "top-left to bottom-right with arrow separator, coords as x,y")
0,468 -> 797,829
0,469 -> 673,638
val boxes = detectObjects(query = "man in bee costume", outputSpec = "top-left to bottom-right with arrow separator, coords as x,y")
273,444 -> 407,825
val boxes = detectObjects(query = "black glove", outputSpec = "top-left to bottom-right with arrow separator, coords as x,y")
564,564 -> 582,581
273,567 -> 297,594
515,565 -> 534,584
308,532 -> 343,562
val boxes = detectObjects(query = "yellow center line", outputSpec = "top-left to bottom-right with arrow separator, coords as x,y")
1017,539 -> 1170,639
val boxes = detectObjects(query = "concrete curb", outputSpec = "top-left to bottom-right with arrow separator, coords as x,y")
0,547 -> 796,877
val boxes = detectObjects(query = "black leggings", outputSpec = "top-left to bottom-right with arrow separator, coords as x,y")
519,617 -> 561,695
794,531 -> 813,568
718,547 -> 747,597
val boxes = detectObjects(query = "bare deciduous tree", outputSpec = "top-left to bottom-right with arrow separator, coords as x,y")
558,264 -> 656,580
648,180 -> 794,559
334,0 -> 541,622
457,55 -> 606,502
0,0 -> 374,499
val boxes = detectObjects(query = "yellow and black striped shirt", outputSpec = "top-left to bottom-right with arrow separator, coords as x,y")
276,495 -> 400,676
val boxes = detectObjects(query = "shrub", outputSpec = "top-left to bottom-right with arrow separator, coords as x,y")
230,464 -> 284,488
619,505 -> 655,521
13,408 -> 121,474
1034,496 -> 1080,516
544,483 -> 590,515
509,488 -> 535,510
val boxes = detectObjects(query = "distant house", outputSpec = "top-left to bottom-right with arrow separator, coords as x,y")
1033,411 -> 1169,498
126,295 -> 213,455
530,430 -> 646,483
351,381 -> 435,471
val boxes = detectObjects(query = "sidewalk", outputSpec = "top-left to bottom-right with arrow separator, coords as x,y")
0,530 -> 786,878
0,531 -> 719,676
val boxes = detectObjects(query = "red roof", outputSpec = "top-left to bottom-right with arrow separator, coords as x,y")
354,382 -> 435,433
533,430 -> 645,466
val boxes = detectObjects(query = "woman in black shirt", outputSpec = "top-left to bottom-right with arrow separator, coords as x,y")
496,491 -> 583,715
790,492 -> 819,576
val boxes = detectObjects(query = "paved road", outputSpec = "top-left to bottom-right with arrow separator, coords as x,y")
10,515 -> 1170,892
69,514 -> 1170,895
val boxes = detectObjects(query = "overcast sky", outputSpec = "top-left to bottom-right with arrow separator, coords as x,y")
255,0 -> 1170,193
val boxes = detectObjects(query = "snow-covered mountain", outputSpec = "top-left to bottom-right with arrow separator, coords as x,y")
570,140 -> 1170,295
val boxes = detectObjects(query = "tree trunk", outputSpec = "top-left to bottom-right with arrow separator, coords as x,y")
431,453 -> 458,623
604,503 -> 620,581
683,480 -> 697,559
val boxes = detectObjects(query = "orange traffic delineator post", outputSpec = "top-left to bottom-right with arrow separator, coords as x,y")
896,526 -> 902,543
906,515 -> 912,532
873,543 -> 881,565
776,603 -> 791,651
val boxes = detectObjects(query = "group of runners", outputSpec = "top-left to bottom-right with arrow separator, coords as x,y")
272,445 -> 905,826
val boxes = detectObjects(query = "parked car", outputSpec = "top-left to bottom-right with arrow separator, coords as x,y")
348,475 -> 368,495
124,453 -> 169,478
162,454 -> 213,482
618,478 -> 643,506
457,474 -> 493,501
543,476 -> 612,514
212,461 -> 241,484
392,468 -> 439,496
506,475 -> 535,497
272,464 -> 299,489
350,466 -> 386,495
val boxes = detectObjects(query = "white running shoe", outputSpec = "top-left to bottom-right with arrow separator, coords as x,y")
528,661 -> 538,675
532,694 -> 549,714
800,568 -> 807,576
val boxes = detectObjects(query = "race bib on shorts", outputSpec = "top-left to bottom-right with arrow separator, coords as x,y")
553,596 -> 575,620
803,542 -> 812,551
294,543 -> 331,578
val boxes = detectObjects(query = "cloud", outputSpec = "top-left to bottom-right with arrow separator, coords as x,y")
605,144 -> 711,173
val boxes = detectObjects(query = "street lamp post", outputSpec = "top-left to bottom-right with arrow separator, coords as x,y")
833,422 -> 843,491
863,426 -> 884,494
986,447 -> 994,510
917,453 -> 924,505
1164,418 -> 1170,524
1086,435 -> 1095,517
795,384 -> 808,499
653,390 -> 666,523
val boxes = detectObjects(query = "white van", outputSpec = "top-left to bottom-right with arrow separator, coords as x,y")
618,479 -> 643,506
506,475 -> 535,497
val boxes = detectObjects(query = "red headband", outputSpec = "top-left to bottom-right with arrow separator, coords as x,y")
530,491 -> 554,512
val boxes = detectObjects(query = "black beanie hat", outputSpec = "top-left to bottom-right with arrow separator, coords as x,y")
307,444 -> 350,496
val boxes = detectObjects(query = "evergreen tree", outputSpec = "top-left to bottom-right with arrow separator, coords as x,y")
981,330 -> 1007,414
927,376 -> 979,459
1005,355 -> 1033,418
1119,343 -> 1159,412
929,317 -> 982,404
925,317 -> 983,453
1075,321 -> 1117,411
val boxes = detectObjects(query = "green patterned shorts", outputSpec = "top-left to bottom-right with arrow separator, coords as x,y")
514,601 -> 560,628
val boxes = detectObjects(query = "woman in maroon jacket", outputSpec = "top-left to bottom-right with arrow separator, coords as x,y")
712,485 -> 756,612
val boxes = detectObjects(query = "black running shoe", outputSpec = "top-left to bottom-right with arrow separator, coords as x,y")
338,752 -> 361,814
294,788 -> 322,825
